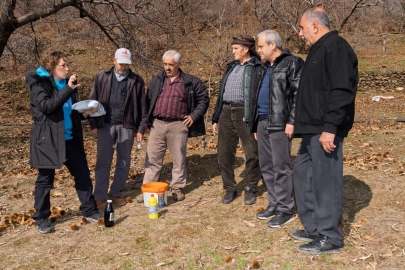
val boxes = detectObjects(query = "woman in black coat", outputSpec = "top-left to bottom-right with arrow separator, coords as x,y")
25,51 -> 101,234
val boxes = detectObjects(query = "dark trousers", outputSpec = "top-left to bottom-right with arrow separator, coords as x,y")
293,134 -> 344,247
257,120 -> 294,214
217,105 -> 261,192
94,123 -> 135,200
32,139 -> 98,219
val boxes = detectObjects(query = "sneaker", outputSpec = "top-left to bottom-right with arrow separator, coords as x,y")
85,213 -> 103,223
172,188 -> 185,201
244,186 -> 257,205
267,212 -> 294,228
136,193 -> 144,203
36,217 -> 54,234
291,229 -> 319,242
256,205 -> 277,220
221,190 -> 237,204
298,236 -> 342,255
108,196 -> 127,206
96,200 -> 107,208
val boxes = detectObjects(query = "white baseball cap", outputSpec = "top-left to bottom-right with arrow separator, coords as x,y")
115,48 -> 132,64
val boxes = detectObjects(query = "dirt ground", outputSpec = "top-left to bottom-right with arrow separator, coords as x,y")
0,84 -> 405,269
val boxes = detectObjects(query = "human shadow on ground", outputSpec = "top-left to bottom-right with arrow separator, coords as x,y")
180,153 -> 244,195
247,155 -> 372,235
122,153 -> 245,204
342,175 -> 372,235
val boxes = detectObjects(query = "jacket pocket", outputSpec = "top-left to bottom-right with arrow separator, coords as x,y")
34,124 -> 46,145
32,122 -> 59,167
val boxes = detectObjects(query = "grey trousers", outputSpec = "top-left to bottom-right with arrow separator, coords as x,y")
217,105 -> 261,193
257,120 -> 294,214
143,119 -> 189,188
94,123 -> 134,201
293,133 -> 344,247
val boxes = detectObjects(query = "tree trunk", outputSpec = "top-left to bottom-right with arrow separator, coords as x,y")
0,0 -> 77,58
0,0 -> 17,59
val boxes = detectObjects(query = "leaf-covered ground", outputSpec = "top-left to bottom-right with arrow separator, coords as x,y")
0,84 -> 404,269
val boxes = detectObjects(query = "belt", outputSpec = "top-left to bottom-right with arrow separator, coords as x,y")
155,116 -> 182,122
223,101 -> 244,107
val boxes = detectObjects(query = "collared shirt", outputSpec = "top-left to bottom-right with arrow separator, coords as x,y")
222,63 -> 245,103
153,73 -> 188,119
114,68 -> 129,82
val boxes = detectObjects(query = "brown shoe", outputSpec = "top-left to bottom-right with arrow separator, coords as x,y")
136,193 -> 144,203
171,188 -> 185,201
96,200 -> 107,208
108,196 -> 127,206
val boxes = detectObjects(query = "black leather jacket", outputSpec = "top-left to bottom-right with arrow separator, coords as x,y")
248,49 -> 304,132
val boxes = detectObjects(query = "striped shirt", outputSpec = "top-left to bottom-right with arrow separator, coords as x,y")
223,64 -> 245,103
153,74 -> 188,119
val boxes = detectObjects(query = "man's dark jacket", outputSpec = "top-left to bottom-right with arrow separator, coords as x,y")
212,57 -> 260,124
88,67 -> 147,134
25,72 -> 84,169
247,49 -> 304,133
294,30 -> 358,137
146,69 -> 209,138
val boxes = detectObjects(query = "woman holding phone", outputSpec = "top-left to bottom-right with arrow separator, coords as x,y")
25,51 -> 101,234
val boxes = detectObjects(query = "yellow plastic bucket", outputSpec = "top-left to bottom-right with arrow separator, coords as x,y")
141,182 -> 169,208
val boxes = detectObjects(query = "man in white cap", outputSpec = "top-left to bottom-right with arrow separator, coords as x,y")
89,48 -> 148,207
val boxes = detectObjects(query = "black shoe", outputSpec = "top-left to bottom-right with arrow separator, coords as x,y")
35,217 -> 54,234
298,236 -> 342,255
256,205 -> 277,220
221,190 -> 237,204
244,186 -> 256,205
267,212 -> 294,228
85,213 -> 103,223
291,229 -> 319,242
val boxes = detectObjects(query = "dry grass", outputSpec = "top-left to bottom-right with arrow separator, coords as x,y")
0,117 -> 405,269
0,34 -> 405,270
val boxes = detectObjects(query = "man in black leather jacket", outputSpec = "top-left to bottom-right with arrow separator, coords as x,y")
248,30 -> 304,228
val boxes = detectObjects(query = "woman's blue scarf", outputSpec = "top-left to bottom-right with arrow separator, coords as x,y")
36,67 -> 73,140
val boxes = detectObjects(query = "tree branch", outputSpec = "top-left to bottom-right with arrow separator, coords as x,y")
338,0 -> 382,32
16,0 -> 77,28
74,2 -> 119,48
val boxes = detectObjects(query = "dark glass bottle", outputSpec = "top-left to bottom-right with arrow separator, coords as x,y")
104,199 -> 114,227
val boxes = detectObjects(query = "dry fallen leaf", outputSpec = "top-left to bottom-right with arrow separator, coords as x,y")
364,235 -> 375,241
243,220 -> 256,228
52,191 -> 63,197
156,261 -> 173,267
352,253 -> 372,262
224,256 -> 233,263
382,249 -> 393,257
251,260 -> 260,269
342,213 -> 349,221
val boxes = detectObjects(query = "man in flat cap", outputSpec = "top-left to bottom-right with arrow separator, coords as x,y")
212,35 -> 262,205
